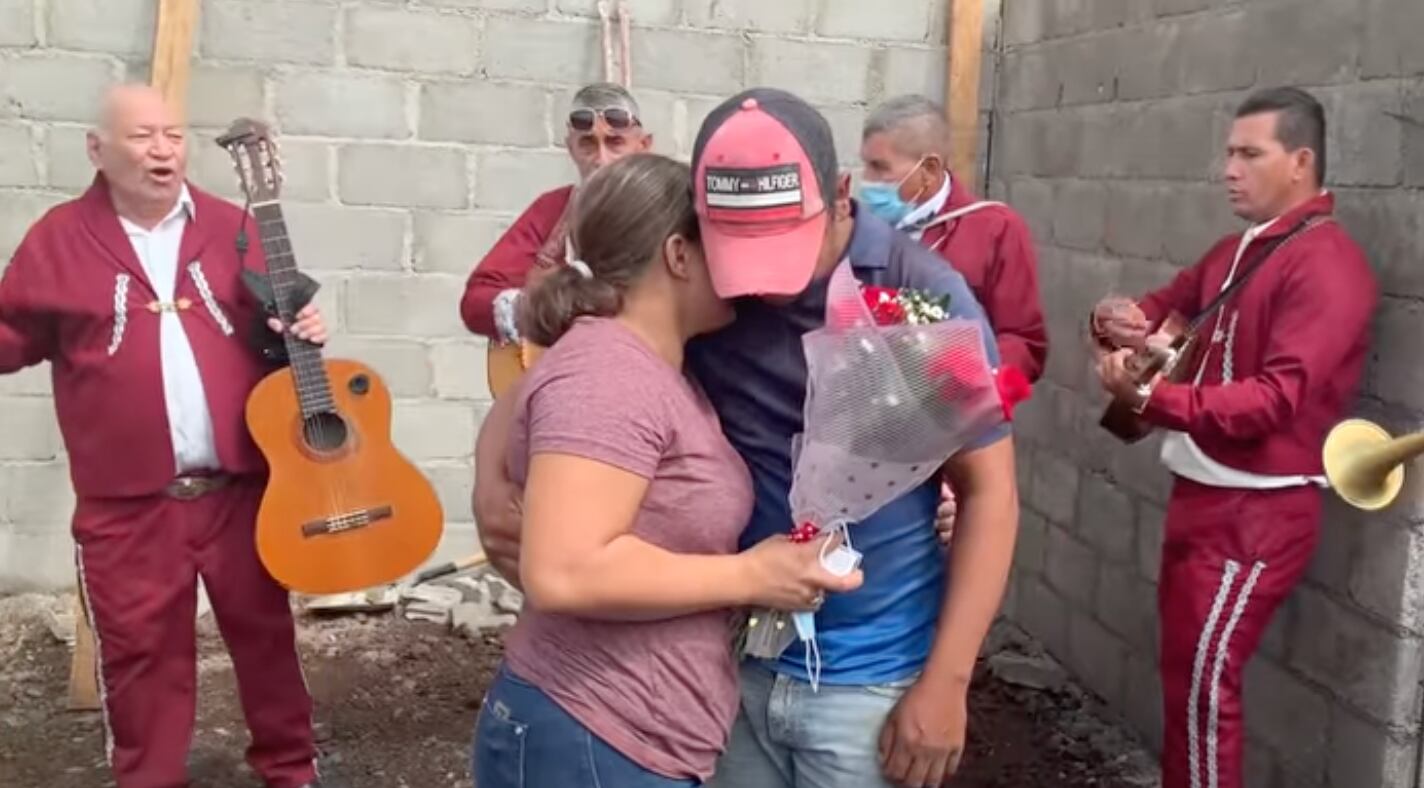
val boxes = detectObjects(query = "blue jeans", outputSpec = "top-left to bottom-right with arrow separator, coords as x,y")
472,662 -> 701,788
707,662 -> 916,788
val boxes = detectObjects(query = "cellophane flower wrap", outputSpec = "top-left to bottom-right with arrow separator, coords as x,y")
789,261 -> 1009,534
740,259 -> 1030,669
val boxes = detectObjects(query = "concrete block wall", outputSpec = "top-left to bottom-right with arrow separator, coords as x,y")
0,0 -> 974,590
990,1 -> 1424,786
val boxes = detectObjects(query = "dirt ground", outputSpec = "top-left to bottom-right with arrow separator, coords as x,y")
0,593 -> 1157,788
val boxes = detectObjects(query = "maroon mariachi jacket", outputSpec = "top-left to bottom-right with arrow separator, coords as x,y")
1134,192 -> 1377,477
0,174 -> 276,499
920,179 -> 1048,382
459,185 -> 574,339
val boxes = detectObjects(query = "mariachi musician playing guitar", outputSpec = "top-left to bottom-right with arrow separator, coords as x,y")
459,84 -> 654,397
1088,87 -> 1377,788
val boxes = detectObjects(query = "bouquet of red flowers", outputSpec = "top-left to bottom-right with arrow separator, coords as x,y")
740,261 -> 1031,683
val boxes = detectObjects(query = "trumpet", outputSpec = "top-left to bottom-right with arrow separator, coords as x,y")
1322,418 -> 1424,511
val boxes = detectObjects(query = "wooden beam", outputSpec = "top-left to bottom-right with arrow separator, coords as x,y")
67,591 -> 100,711
149,0 -> 201,120
945,0 -> 986,193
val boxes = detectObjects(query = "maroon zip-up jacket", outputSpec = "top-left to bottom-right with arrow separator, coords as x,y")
1135,192 -> 1377,477
0,174 -> 274,498
921,178 -> 1048,382
460,185 -> 574,339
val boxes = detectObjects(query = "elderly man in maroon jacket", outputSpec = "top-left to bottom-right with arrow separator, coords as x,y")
0,84 -> 330,788
459,82 -> 653,342
860,94 -> 1049,535
859,94 -> 1047,382
1091,87 -> 1377,788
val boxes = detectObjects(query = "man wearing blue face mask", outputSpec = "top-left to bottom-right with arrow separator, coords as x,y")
859,95 -> 1047,382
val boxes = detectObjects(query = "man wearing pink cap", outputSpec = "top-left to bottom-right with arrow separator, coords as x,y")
684,89 -> 1019,788
471,88 -> 1019,788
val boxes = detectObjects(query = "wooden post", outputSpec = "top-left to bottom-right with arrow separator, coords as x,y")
66,587 -> 100,711
149,0 -> 201,120
946,0 -> 986,193
68,0 -> 202,712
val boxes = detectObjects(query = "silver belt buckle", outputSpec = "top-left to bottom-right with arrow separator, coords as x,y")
168,477 -> 205,500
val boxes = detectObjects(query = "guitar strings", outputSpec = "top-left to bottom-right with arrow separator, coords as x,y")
256,144 -> 342,524
261,202 -> 346,529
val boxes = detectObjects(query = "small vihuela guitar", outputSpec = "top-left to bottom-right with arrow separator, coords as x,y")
1097,311 -> 1196,443
1098,214 -> 1329,443
484,203 -> 569,398
218,118 -> 444,595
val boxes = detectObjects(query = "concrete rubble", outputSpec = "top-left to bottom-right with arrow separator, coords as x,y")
304,566 -> 522,639
987,650 -> 1069,691
0,565 -> 524,652
981,620 -> 1162,788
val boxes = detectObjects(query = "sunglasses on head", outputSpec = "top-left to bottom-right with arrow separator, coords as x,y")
568,107 -> 639,131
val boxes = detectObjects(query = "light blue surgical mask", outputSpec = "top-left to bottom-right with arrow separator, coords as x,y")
857,157 -> 927,228
858,181 -> 913,227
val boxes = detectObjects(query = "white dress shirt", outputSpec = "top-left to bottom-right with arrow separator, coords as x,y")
118,185 -> 221,474
902,174 -> 953,238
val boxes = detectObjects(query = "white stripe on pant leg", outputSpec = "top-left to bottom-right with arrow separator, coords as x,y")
75,544 -> 116,766
1187,560 -> 1241,788
1206,561 -> 1265,788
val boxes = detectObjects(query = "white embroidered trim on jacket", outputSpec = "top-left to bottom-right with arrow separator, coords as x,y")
1220,311 -> 1240,383
187,261 -> 234,336
107,274 -> 131,356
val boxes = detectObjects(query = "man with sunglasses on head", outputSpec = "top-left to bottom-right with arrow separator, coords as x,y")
460,83 -> 653,342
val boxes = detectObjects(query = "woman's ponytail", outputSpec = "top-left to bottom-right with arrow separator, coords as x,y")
516,153 -> 697,346
519,265 -> 622,346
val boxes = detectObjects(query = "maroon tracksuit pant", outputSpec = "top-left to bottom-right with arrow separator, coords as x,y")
1158,478 -> 1320,788
73,476 -> 317,788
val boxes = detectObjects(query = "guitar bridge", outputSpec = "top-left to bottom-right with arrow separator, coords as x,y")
301,505 -> 394,538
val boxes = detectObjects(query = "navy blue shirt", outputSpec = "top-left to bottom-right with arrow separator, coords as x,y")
686,204 -> 1010,685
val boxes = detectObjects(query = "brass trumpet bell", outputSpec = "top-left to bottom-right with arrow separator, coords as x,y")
1322,418 -> 1422,511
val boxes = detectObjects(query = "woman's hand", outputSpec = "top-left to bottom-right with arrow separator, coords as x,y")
739,533 -> 864,611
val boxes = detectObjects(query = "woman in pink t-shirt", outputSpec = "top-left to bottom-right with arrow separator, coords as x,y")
471,154 -> 862,787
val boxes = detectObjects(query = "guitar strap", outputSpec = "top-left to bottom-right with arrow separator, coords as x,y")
922,201 -> 1005,252
1185,212 -> 1331,334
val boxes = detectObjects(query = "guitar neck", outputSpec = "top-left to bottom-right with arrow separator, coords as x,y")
252,202 -> 335,417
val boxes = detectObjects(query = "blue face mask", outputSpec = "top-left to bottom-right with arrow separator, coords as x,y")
858,180 -> 914,226
857,158 -> 928,227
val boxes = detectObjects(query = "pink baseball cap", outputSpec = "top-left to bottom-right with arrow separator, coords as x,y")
692,89 -> 840,298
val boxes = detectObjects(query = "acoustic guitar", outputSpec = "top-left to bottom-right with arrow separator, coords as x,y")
487,340 -> 543,399
484,205 -> 568,399
1097,311 -> 1197,443
218,118 -> 443,595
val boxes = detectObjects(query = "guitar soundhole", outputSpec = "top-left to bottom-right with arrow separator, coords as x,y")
303,411 -> 349,453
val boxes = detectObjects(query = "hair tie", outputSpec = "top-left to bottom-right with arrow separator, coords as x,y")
568,259 -> 594,279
